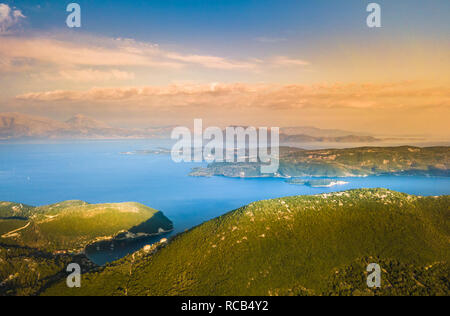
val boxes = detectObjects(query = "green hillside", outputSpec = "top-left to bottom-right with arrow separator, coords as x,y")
0,202 -> 34,219
44,189 -> 449,296
0,244 -> 95,296
0,201 -> 173,252
191,146 -> 450,178
0,219 -> 29,237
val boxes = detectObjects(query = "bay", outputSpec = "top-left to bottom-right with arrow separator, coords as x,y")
1,140 -> 449,265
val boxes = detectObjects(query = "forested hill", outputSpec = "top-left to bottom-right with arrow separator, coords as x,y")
0,201 -> 173,295
0,201 -> 173,252
44,189 -> 449,296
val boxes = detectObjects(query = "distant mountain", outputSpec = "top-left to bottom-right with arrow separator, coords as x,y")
65,114 -> 111,130
279,133 -> 380,143
0,112 -> 173,140
224,126 -> 380,144
0,113 -> 381,142
226,126 -> 365,138
0,112 -> 69,139
142,126 -> 176,139
281,126 -> 371,138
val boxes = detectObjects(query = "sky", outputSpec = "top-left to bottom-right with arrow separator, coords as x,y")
0,0 -> 449,137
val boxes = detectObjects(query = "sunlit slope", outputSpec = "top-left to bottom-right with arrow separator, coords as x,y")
46,189 -> 449,296
0,201 -> 173,252
0,202 -> 35,218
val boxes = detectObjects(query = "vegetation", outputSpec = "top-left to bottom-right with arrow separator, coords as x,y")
0,202 -> 34,219
0,200 -> 173,296
0,219 -> 29,237
43,189 -> 449,296
0,244 -> 95,296
190,146 -> 450,178
0,201 -> 173,252
322,257 -> 449,296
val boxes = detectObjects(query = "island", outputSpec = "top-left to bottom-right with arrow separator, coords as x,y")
190,146 -> 450,178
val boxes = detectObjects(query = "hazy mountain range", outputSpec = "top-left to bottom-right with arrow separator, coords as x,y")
281,126 -> 372,138
0,112 -> 383,143
0,113 -> 175,140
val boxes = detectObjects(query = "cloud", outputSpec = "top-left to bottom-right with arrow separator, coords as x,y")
166,53 -> 256,70
0,35 -> 261,73
0,33 -> 309,78
35,69 -> 135,82
16,83 -> 256,102
272,56 -> 310,67
10,81 -> 449,136
0,36 -> 181,69
0,3 -> 25,34
16,82 -> 449,111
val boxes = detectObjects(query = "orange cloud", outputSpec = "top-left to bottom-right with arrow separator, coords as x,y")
271,56 -> 310,67
0,36 -> 181,69
16,81 -> 449,111
166,53 -> 256,70
34,69 -> 135,82
0,35 -> 282,72
0,34 -> 310,80
9,81 -> 449,137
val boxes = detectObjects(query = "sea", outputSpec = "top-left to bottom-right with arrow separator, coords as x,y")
1,139 -> 449,265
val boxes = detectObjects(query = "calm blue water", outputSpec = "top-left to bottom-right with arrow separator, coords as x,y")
1,140 -> 449,265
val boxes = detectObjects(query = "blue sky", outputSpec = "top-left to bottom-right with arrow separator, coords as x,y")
2,0 -> 448,84
6,0 -> 450,53
0,1 -> 449,135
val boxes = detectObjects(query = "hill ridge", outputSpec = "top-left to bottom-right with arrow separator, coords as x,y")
42,188 -> 449,296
